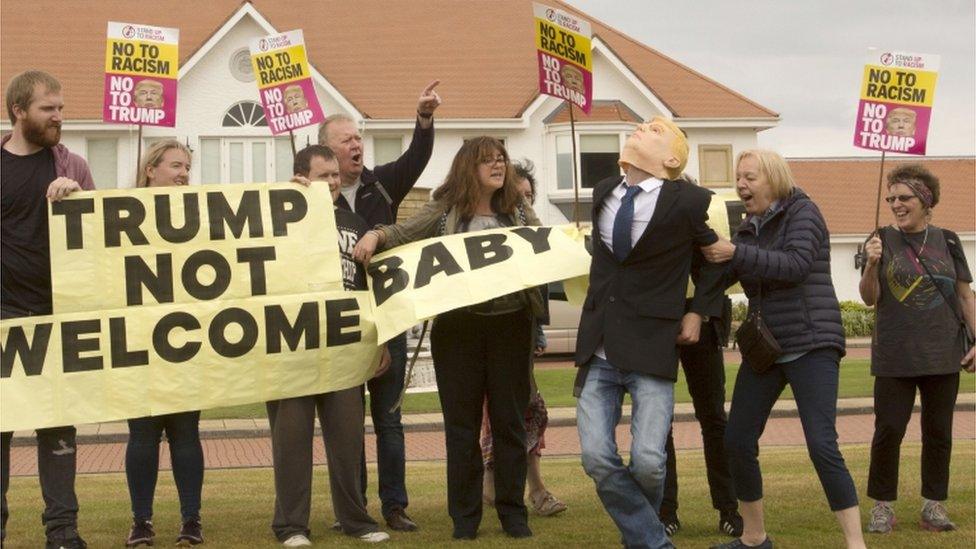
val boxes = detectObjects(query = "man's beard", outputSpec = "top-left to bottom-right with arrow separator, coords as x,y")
23,116 -> 61,148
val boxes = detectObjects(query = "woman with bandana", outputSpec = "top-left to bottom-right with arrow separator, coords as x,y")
860,164 -> 975,534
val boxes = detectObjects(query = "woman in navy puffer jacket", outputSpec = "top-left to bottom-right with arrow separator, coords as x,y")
702,150 -> 865,549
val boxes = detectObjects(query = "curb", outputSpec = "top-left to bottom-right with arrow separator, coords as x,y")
12,401 -> 973,447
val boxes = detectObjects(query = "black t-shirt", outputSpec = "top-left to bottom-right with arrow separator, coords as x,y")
1,147 -> 57,315
334,207 -> 368,291
870,225 -> 973,376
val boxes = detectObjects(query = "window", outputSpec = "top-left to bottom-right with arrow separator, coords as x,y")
699,144 -> 733,188
579,135 -> 620,188
554,133 -> 622,191
87,138 -> 118,188
274,138 -> 294,181
199,138 -> 220,184
222,101 -> 267,127
373,137 -> 402,166
196,137 -> 283,184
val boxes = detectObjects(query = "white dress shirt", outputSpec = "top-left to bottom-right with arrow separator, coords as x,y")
594,175 -> 664,359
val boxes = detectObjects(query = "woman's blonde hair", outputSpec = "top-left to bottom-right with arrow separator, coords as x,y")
137,139 -> 191,187
736,149 -> 795,200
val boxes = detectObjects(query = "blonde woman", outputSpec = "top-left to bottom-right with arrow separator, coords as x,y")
125,140 -> 202,547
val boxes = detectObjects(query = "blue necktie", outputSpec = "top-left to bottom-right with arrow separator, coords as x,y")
612,185 -> 641,262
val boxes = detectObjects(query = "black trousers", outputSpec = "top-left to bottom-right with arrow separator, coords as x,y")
430,308 -> 532,534
2,305 -> 80,543
662,322 -> 737,515
868,373 -> 960,502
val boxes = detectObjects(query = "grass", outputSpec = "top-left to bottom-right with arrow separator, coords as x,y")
3,443 -> 973,547
200,359 -> 976,419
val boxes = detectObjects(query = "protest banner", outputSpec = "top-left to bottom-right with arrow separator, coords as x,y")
0,291 -> 381,432
249,30 -> 325,135
533,3 -> 593,114
2,183 -> 374,432
103,22 -> 179,127
366,225 -> 592,343
50,183 -> 344,313
853,49 -> 940,155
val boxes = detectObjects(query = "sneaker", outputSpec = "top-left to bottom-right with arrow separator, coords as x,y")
868,502 -> 896,534
282,534 -> 312,547
358,531 -> 390,543
920,500 -> 956,532
719,510 -> 744,537
710,538 -> 773,549
176,519 -> 204,546
660,513 -> 680,537
331,520 -> 342,532
46,533 -> 89,549
125,520 -> 154,547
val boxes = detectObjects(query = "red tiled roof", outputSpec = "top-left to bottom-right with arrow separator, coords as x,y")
0,0 -> 776,121
545,100 -> 642,123
788,157 -> 975,235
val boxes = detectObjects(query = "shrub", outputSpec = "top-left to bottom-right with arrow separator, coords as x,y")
839,300 -> 875,337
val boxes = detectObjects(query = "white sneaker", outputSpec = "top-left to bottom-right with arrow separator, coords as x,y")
282,534 -> 312,546
358,531 -> 390,543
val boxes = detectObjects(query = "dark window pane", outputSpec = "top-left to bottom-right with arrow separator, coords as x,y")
580,152 -> 619,188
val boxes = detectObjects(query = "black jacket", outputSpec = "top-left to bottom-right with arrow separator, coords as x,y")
730,187 -> 845,357
336,118 -> 434,227
574,176 -> 724,383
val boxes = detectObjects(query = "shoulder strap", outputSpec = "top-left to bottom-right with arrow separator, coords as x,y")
900,228 -> 965,325
374,181 -> 394,206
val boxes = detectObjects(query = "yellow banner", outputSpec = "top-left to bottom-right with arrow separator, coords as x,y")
534,19 -> 593,71
50,183 -> 343,313
859,65 -> 938,107
366,225 -> 592,343
104,40 -> 179,78
0,291 -> 381,432
251,44 -> 311,88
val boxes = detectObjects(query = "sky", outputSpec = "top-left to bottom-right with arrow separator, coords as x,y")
564,0 -> 976,158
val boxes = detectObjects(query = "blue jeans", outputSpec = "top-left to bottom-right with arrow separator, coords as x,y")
725,348 -> 858,511
366,332 -> 408,515
126,411 -> 204,521
577,356 -> 675,549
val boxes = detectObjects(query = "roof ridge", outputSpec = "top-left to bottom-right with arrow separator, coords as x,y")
551,0 -> 778,118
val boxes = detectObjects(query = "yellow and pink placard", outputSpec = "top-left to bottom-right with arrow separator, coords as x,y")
103,22 -> 179,127
853,49 -> 939,156
533,3 -> 593,114
249,30 -> 325,135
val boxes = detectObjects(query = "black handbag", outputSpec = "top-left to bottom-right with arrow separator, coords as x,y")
901,229 -> 975,366
735,286 -> 782,373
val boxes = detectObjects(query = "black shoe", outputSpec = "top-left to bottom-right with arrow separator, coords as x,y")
719,510 -> 744,537
660,513 -> 681,537
125,520 -> 154,547
176,518 -> 204,546
710,537 -> 773,549
385,507 -> 418,532
46,533 -> 88,549
451,527 -> 477,540
502,522 -> 532,538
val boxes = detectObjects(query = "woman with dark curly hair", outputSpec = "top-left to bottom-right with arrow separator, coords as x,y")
860,164 -> 975,534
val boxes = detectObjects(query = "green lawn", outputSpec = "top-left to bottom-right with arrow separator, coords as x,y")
201,359 -> 976,419
3,443 -> 973,547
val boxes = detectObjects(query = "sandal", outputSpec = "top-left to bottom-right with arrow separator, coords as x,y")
531,491 -> 567,517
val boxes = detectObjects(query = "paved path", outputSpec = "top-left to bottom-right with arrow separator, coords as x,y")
9,409 -> 974,477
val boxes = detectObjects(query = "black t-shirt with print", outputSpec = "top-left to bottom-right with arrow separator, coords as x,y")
334,208 -> 368,291
1,147 -> 57,315
870,225 -> 973,376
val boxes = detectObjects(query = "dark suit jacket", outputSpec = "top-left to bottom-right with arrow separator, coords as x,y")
574,175 -> 726,383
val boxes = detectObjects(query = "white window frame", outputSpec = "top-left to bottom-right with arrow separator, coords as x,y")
545,122 -> 636,203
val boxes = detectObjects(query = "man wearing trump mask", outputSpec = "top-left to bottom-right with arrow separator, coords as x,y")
574,116 -> 726,549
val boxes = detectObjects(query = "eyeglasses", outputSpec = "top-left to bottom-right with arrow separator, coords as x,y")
481,156 -> 506,165
884,194 -> 916,204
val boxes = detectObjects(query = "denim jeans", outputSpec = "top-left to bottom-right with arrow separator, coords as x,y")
366,332 -> 408,516
126,411 -> 204,521
577,356 -> 675,549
